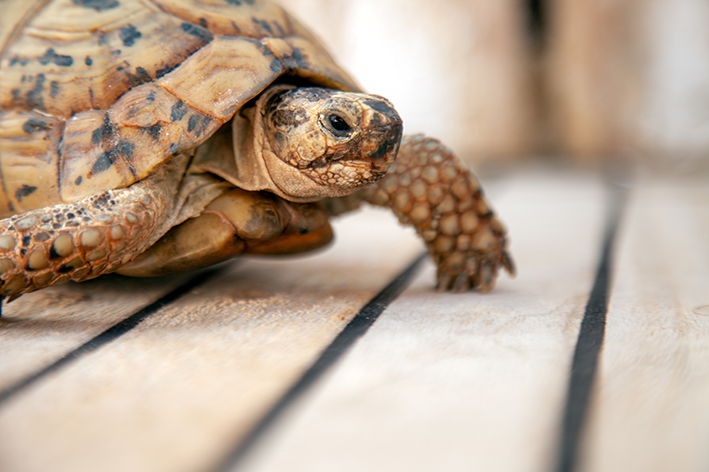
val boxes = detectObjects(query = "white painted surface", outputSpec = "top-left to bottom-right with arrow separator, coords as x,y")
580,176 -> 709,472
638,0 -> 709,157
3,171 -> 708,472
237,171 -> 607,472
0,273 -> 191,388
0,208 -> 423,472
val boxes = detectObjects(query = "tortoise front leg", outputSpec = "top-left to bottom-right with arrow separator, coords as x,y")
357,134 -> 514,292
117,188 -> 333,277
0,174 -> 173,302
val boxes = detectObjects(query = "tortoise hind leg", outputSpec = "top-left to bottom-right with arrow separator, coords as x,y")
117,188 -> 333,277
0,173 -> 174,302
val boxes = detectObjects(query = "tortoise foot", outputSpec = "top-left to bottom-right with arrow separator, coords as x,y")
0,176 -> 171,301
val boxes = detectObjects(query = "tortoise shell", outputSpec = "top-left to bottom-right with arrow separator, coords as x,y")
0,0 -> 359,218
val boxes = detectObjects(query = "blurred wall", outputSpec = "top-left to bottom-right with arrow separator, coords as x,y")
545,0 -> 641,160
279,0 -> 709,166
279,0 -> 536,165
546,0 -> 709,164
636,0 -> 709,162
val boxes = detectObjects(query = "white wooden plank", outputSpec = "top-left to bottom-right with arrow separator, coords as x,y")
236,170 -> 607,472
579,174 -> 709,472
0,273 -> 192,390
0,207 -> 424,472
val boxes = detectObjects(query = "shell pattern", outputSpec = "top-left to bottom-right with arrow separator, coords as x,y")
0,0 -> 358,218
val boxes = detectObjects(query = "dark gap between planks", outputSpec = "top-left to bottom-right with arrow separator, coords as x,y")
214,252 -> 428,472
0,269 -> 224,406
555,179 -> 628,472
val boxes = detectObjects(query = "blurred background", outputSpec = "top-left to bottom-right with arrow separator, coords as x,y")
279,0 -> 709,169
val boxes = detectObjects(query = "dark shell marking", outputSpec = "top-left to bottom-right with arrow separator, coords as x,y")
72,0 -> 120,12
15,186 -> 37,201
38,48 -> 73,67
119,24 -> 142,47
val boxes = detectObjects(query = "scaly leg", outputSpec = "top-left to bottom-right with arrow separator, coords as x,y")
0,170 -> 174,302
117,188 -> 333,277
354,134 -> 514,292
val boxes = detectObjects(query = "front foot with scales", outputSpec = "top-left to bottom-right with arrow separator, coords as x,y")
0,171 -> 172,303
0,181 -> 334,303
356,134 -> 514,292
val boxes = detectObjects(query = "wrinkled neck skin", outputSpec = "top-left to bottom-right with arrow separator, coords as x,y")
230,86 -> 334,202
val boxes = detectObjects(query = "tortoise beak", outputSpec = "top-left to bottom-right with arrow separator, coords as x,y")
361,120 -> 403,173
355,98 -> 403,173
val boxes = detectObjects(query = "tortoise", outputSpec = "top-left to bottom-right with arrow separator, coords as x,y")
0,0 -> 514,308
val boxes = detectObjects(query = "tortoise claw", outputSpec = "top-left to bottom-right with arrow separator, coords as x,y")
502,250 -> 516,277
478,260 -> 495,293
452,273 -> 470,292
437,272 -> 453,292
435,252 -> 508,294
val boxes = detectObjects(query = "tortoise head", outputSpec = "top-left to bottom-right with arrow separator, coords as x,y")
253,86 -> 403,201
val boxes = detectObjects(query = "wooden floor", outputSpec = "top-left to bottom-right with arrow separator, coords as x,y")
1,166 -> 708,472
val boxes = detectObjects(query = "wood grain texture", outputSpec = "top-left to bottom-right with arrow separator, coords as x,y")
0,207 -> 423,472
578,174 -> 709,472
236,170 -> 607,472
4,170 -> 707,472
0,273 -> 192,389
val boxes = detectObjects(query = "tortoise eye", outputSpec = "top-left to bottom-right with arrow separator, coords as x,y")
326,114 -> 352,136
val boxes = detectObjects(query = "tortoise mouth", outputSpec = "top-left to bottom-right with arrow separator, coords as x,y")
303,160 -> 388,188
